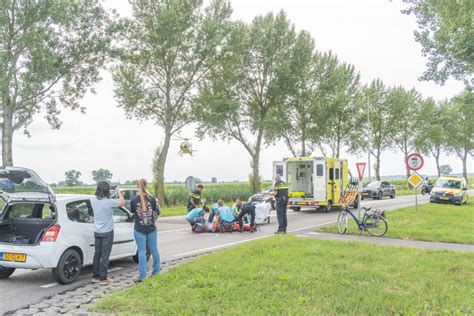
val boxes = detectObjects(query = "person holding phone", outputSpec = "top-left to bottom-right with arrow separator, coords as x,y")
91,181 -> 125,285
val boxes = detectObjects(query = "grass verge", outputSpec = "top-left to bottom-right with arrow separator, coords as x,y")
160,205 -> 187,217
92,236 -> 474,315
319,201 -> 474,244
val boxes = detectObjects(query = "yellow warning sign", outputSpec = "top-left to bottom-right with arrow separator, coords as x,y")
407,171 -> 424,189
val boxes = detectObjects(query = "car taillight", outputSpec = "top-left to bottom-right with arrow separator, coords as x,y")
42,225 -> 60,242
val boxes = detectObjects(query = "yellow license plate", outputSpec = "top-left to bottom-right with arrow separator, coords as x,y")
297,202 -> 307,205
440,197 -> 449,200
2,252 -> 27,262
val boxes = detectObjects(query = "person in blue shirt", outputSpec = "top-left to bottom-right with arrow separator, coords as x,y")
216,205 -> 236,227
186,206 -> 209,226
209,199 -> 224,223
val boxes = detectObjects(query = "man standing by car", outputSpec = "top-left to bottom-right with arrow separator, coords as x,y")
187,184 -> 204,212
90,181 -> 125,285
272,174 -> 289,234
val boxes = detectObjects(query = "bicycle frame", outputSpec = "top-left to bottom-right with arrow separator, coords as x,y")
343,208 -> 366,230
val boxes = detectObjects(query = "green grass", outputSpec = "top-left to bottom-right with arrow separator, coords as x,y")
319,201 -> 474,244
92,236 -> 474,315
160,205 -> 187,217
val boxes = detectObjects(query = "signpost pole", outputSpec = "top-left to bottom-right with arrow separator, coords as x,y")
358,181 -> 362,219
356,162 -> 366,220
415,187 -> 418,212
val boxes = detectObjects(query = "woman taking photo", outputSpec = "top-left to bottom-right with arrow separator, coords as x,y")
130,179 -> 160,282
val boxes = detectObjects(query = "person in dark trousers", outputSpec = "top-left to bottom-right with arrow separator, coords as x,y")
90,181 -> 125,285
272,174 -> 289,234
187,184 -> 204,212
233,197 -> 257,233
130,179 -> 161,283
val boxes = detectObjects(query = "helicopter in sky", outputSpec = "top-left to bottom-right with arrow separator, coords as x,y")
172,135 -> 197,156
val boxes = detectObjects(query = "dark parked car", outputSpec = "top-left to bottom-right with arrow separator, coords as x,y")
362,181 -> 396,200
111,188 -> 140,210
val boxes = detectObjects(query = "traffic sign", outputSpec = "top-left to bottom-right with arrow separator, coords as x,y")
407,171 -> 425,189
406,152 -> 424,171
356,162 -> 366,181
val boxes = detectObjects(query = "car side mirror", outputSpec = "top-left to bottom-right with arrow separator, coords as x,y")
462,187 -> 467,191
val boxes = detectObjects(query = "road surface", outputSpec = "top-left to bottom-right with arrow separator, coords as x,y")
0,193 -> 436,314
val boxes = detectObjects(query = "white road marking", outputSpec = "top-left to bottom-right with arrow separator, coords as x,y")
159,227 -> 190,233
40,282 -> 57,288
171,220 -> 337,258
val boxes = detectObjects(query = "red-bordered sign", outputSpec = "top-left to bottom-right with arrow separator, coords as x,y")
356,162 -> 366,181
406,152 -> 424,171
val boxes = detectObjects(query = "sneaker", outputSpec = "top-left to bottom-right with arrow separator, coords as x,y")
274,230 -> 282,234
133,278 -> 143,284
91,278 -> 100,283
99,278 -> 113,286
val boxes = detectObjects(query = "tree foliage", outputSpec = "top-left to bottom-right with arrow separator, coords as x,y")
113,0 -> 231,204
0,0 -> 113,165
443,88 -> 474,183
403,0 -> 474,86
194,12 -> 296,193
92,168 -> 113,183
65,170 -> 82,187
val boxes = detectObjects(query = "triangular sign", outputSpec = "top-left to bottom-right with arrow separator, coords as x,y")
356,162 -> 366,181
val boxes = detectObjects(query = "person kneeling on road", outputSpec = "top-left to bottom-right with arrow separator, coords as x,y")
216,205 -> 235,229
186,206 -> 209,226
233,197 -> 257,233
209,199 -> 224,223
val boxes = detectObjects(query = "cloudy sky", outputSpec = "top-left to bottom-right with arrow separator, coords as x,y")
15,0 -> 470,184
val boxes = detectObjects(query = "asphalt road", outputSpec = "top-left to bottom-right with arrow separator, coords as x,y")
0,193 -> 435,314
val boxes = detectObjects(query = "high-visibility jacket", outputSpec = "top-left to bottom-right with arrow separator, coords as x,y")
274,180 -> 289,199
187,190 -> 202,211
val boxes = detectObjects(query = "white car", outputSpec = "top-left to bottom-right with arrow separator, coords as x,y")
0,167 -> 139,284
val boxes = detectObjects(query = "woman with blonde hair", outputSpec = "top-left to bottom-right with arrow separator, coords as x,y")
130,179 -> 160,282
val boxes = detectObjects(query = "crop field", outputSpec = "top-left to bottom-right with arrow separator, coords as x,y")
54,182 -> 272,207
52,178 -> 473,207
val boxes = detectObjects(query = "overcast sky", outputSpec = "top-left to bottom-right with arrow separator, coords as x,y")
14,0 -> 471,184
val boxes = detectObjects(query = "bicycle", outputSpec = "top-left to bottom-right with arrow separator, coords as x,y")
337,206 -> 388,237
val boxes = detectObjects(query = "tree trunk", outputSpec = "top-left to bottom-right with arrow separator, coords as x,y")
462,152 -> 468,185
154,130 -> 172,206
249,130 -> 263,194
2,108 -> 14,166
435,154 -> 441,178
404,152 -> 410,179
375,151 -> 381,181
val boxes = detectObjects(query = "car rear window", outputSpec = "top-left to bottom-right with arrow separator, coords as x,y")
5,203 -> 53,220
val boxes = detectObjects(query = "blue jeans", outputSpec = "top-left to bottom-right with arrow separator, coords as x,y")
134,230 -> 160,281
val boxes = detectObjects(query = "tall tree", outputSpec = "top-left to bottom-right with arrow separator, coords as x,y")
402,0 -> 474,86
320,61 -> 361,158
415,98 -> 446,177
113,0 -> 232,205
194,12 -> 296,193
350,79 -> 397,180
443,88 -> 474,183
0,0 -> 113,166
64,170 -> 82,187
388,86 -> 423,178
265,33 -> 336,157
92,168 -> 113,183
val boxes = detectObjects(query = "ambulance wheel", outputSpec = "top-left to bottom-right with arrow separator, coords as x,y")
322,201 -> 332,213
291,207 -> 301,212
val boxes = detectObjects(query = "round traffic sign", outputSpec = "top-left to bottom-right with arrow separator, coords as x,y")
406,152 -> 424,171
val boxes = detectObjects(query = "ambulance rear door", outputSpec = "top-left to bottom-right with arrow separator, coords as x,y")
313,159 -> 327,202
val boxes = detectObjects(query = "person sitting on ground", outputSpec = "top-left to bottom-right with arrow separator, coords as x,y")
209,199 -> 224,223
186,205 -> 209,226
234,197 -> 257,233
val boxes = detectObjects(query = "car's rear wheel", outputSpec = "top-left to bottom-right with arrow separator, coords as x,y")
0,266 -> 15,279
390,190 -> 396,199
290,207 -> 301,212
52,249 -> 82,284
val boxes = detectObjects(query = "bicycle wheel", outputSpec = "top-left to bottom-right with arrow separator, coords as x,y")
364,213 -> 388,237
337,212 -> 348,235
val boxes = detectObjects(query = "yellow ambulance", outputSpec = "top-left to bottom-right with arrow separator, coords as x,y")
273,157 -> 355,212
